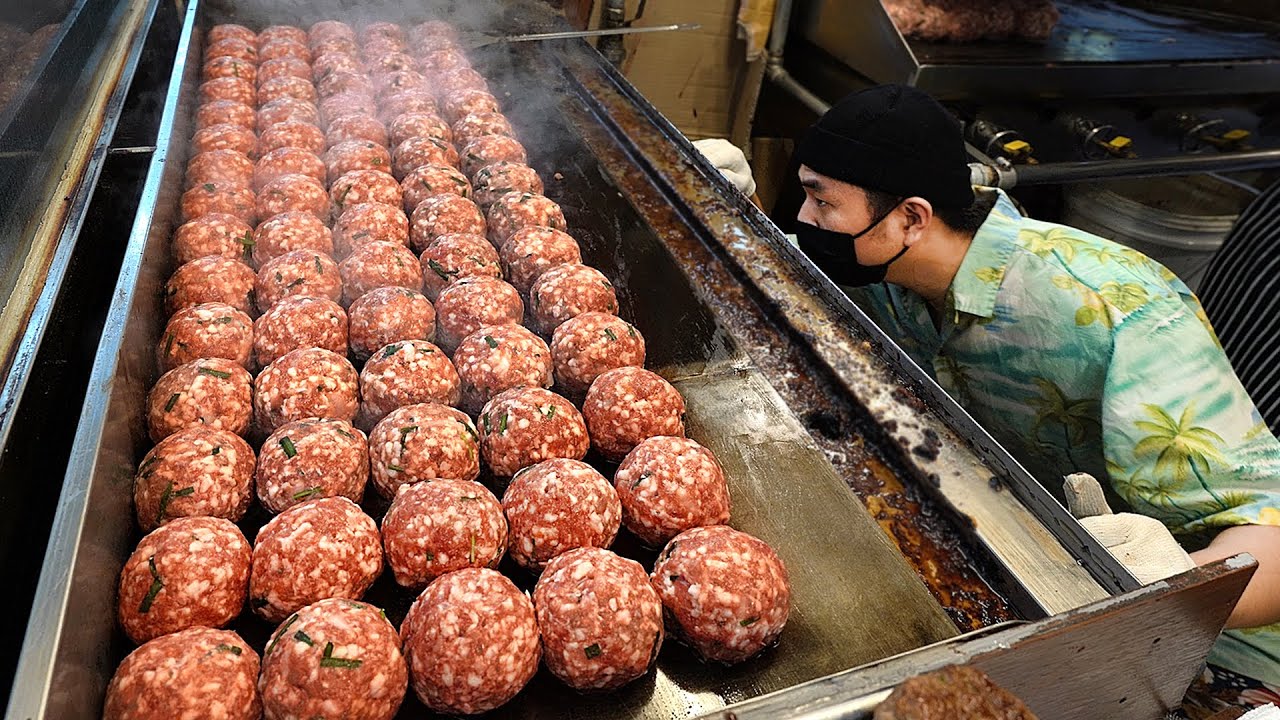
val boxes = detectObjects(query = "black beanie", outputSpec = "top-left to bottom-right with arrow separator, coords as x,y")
795,84 -> 975,209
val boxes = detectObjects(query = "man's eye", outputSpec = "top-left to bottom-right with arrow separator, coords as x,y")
815,199 -> 829,208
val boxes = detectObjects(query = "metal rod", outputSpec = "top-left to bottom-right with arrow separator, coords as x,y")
767,0 -> 794,57
765,0 -> 833,117
1008,148 -> 1280,187
498,22 -> 699,44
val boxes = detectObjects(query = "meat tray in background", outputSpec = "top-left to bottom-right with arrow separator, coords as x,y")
882,0 -> 1060,43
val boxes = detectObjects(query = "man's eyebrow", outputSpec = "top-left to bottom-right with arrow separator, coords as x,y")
799,177 -> 823,190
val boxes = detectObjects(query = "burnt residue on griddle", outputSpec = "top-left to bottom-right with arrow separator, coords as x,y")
913,427 -> 942,461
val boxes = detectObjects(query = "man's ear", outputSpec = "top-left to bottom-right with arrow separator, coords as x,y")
900,196 -> 935,247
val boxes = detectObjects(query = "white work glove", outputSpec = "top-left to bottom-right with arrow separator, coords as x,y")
1064,473 -> 1196,585
693,138 -> 756,196
1243,705 -> 1280,719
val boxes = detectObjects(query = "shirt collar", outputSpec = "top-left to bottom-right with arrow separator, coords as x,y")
948,189 -> 1022,319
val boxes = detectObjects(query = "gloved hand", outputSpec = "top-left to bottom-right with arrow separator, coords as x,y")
693,138 -> 757,196
1063,472 -> 1197,585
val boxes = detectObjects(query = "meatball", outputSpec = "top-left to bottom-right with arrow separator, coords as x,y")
117,517 -> 250,643
358,340 -> 460,430
389,111 -> 452,147
256,120 -> 327,158
499,226 -> 582,295
331,169 -> 403,216
326,114 -> 389,148
103,628 -> 260,720
381,479 -> 506,588
256,173 -> 330,223
253,295 -> 348,367
254,347 -> 359,433
459,135 -> 527,178
435,68 -> 489,96
401,164 -> 471,213
258,39 -> 311,64
339,240 -> 424,304
205,37 -> 258,66
197,100 -> 256,132
325,139 -> 393,183
433,277 -> 524,353
251,211 -> 335,267
259,24 -> 308,47
409,20 -> 459,44
614,436 -> 730,547
199,76 -> 256,106
320,91 -> 375,127
181,182 -> 256,224
317,70 -> 374,100
529,263 -> 620,334
366,51 -> 417,78
440,88 -> 499,123
368,403 -> 479,498
419,232 -> 500,302
377,90 -> 437,125
253,147 -> 326,190
256,418 -> 369,514
172,213 -> 253,265
348,287 -> 436,362
312,51 -> 364,83
187,149 -> 254,190
259,599 -> 407,720
360,21 -> 406,46
249,497 -> 383,622
471,161 -> 544,208
534,548 -> 664,691
133,427 -> 255,531
478,388 -> 588,478
582,367 -> 685,461
254,250 -> 342,312
333,202 -> 410,256
454,324 -> 553,414
192,123 -> 257,158
373,70 -> 428,102
873,666 -> 1040,720
550,312 -> 645,398
486,191 -> 567,247
391,135 -> 458,179
257,56 -> 313,87
400,569 -> 539,715
650,525 -> 790,664
147,358 -> 253,442
164,256 -> 257,316
502,458 -> 621,570
311,36 -> 360,59
257,97 -> 320,131
202,55 -> 257,86
409,194 -> 486,253
207,21 -> 256,46
158,302 -> 254,372
309,21 -> 356,47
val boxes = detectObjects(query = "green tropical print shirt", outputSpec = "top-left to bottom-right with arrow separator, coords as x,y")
852,189 -> 1280,684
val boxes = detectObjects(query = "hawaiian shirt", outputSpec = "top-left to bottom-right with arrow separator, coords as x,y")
851,188 -> 1280,684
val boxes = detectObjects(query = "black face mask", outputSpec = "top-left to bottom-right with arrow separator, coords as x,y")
795,205 -> 907,287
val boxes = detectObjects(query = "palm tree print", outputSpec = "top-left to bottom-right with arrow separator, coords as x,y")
1117,469 -> 1199,524
935,354 -> 975,405
1097,281 -> 1149,314
1080,244 -> 1133,266
1133,403 -> 1230,512
1020,227 -> 1087,262
1028,378 -> 1101,468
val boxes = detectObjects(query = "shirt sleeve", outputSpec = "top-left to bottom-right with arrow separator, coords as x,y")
1101,293 -> 1280,535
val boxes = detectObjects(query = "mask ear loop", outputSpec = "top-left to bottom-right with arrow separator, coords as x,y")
850,198 -> 905,262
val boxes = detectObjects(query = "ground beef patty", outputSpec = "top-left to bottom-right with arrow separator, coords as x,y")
410,194 -> 487,253
331,169 -> 403,217
348,287 -> 436,362
499,226 -> 581,295
452,112 -> 514,149
615,436 -> 731,547
309,20 -> 356,47
318,71 -> 375,101
650,525 -> 790,664
433,277 -> 523,352
259,598 -> 407,720
486,192 -> 567,249
440,88 -> 500,124
147,358 -> 253,442
534,547 -> 664,691
103,627 -> 260,720
872,665 -> 1041,720
381,479 -> 506,588
373,70 -> 427,101
253,147 -> 326,191
257,57 -> 313,89
187,150 -> 254,191
256,418 -> 369,514
133,427 -> 254,531
259,24 -> 308,47
478,387 -> 588,478
254,249 -> 343,313
256,173 -> 330,224
259,76 -> 319,107
389,111 -> 452,148
117,517 -> 251,644
359,339 -> 460,429
327,114 -> 389,148
249,496 -> 383,623
251,211 -> 334,268
377,90 -> 438,126
254,347 -> 360,433
192,122 -> 258,158
471,162 -> 544,209
582,367 -> 685,461
502,458 -> 621,571
550,312 -> 645,398
258,39 -> 310,65
257,97 -> 320,132
391,136 -> 458,180
453,323 -> 552,414
400,568 -> 540,715
311,51 -> 363,82
459,135 -> 527,178
173,213 -> 253,265
325,139 -> 393,184
368,402 -> 480,498
199,76 -> 256,107
256,119 -> 327,158
530,263 -> 620,335
435,67 -> 488,96
164,255 -> 257,316
203,55 -> 257,87
205,38 -> 258,67
401,164 -> 471,214
339,240 -> 424,305
420,232 -> 501,301
197,100 -> 256,133
180,182 -> 256,225
208,20 -> 257,45
253,295 -> 348,367
334,202 -> 410,257
158,302 -> 254,372
320,92 -> 374,128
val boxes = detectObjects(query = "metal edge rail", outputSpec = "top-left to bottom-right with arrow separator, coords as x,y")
971,149 -> 1280,188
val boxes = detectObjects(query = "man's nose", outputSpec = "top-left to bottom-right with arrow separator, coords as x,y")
797,198 -> 815,226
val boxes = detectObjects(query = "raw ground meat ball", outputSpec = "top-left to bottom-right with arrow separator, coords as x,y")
257,97 -> 320,131
410,194 -> 486,253
311,35 -> 360,58
253,147 -> 326,190
164,256 -> 257,315
331,169 -> 403,216
452,112 -> 515,149
197,100 -> 256,132
326,114 -> 389,148
433,277 -> 523,352
192,123 -> 257,158
614,436 -> 730,547
254,347 -> 359,433
311,51 -> 364,82
256,418 -> 369,514
318,70 -> 374,100
436,68 -> 488,96
259,598 -> 407,720
401,164 -> 471,213
258,39 -> 311,64
117,517 -> 250,643
583,367 -> 685,461
103,628 -> 260,720
400,568 -> 539,715
472,161 -> 545,209
186,149 -> 254,190
503,458 -> 621,570
256,173 -> 330,222
181,181 -> 255,224
410,20 -> 459,43
420,232 -> 500,301
339,240 -> 424,305
251,211 -> 334,267
203,55 -> 256,86
391,136 -> 458,179
172,213 -> 253,265
389,111 -> 452,147
366,51 -> 417,77
459,135 -> 527,178
256,119 -> 327,157
209,23 -> 255,46
374,70 -> 428,101
500,226 -> 581,295
478,387 -> 588,477
348,287 -> 436,362
133,427 -> 255,531
147,358 -> 253,442
534,547 -> 664,691
651,525 -> 790,664
364,37 -> 409,61
257,56 -> 312,87
361,21 -> 405,45
359,339 -> 460,430
454,324 -> 553,414
486,191 -> 567,247
309,20 -> 356,47
368,403 -> 479,498
249,497 -> 382,622
334,202 -> 410,256
377,90 -> 438,126
530,263 -> 620,334
381,479 -> 505,588
205,37 -> 257,66
320,91 -> 374,127
158,302 -> 254,372
441,88 -> 500,124
326,140 -> 393,183
550,312 -> 645,397
253,295 -> 348,367
254,249 -> 342,312
259,24 -> 308,48
199,76 -> 256,107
